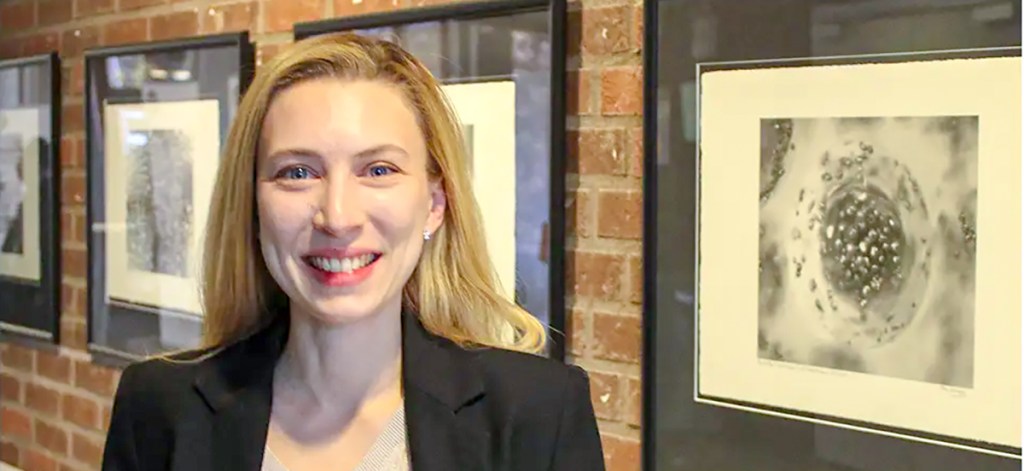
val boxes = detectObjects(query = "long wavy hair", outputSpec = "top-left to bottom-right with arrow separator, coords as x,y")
195,32 -> 546,356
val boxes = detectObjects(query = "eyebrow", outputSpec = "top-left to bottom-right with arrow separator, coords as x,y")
265,144 -> 410,162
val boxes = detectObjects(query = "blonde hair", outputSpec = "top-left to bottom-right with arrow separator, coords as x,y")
197,32 -> 547,355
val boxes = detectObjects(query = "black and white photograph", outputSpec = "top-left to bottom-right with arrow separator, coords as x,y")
0,133 -> 25,255
125,129 -> 194,278
103,100 -> 220,316
696,56 -> 1020,450
0,107 -> 42,283
757,116 -> 977,387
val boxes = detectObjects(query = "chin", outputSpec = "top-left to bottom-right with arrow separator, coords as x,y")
295,294 -> 400,326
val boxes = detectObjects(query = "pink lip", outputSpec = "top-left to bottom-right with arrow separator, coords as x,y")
301,249 -> 383,288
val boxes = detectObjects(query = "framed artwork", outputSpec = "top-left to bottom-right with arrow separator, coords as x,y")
643,1 -> 1022,470
295,0 -> 569,359
442,80 -> 518,302
0,53 -> 61,344
85,33 -> 254,363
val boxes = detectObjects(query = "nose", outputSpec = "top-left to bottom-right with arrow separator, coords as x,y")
312,172 -> 365,237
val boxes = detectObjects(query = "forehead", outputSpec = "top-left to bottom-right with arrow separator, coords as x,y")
259,78 -> 425,159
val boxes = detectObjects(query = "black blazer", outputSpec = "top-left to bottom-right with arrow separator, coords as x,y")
100,311 -> 606,470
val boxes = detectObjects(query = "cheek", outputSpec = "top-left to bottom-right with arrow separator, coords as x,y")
365,189 -> 429,235
257,187 -> 313,243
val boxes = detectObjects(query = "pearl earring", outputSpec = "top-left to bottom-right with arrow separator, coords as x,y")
423,230 -> 431,241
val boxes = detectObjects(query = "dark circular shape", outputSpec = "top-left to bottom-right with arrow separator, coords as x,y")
819,183 -> 906,306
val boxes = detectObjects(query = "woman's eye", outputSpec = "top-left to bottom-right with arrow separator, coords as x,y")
280,166 -> 314,180
367,164 -> 396,178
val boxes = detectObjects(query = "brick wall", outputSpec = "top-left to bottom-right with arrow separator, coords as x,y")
0,0 -> 644,470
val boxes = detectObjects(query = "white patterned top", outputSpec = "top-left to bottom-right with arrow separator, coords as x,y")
262,405 -> 410,471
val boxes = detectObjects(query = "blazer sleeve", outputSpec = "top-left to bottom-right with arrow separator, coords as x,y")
549,365 -> 606,470
102,364 -> 142,471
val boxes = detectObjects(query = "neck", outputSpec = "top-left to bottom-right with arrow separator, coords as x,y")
275,305 -> 403,412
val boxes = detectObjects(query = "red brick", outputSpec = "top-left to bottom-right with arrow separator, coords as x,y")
62,394 -> 99,430
627,255 -> 641,305
264,0 -> 323,33
76,0 -> 115,17
22,449 -> 58,471
567,251 -> 624,300
597,190 -> 642,239
39,0 -> 73,26
62,27 -> 101,59
0,372 -> 21,403
61,103 -> 83,134
581,6 -> 631,56
60,136 -> 80,171
120,0 -> 165,11
60,319 -> 88,351
601,434 -> 640,471
627,126 -> 642,177
60,61 -> 87,98
0,40 -> 21,60
23,32 -> 60,56
1,346 -> 33,372
566,309 -> 587,357
623,377 -> 641,428
567,189 -> 593,238
202,2 -> 256,34
25,383 -> 61,417
62,246 -> 86,279
61,282 -> 84,318
102,18 -> 148,46
150,11 -> 200,41
632,4 -> 643,50
36,352 -> 72,383
74,361 -> 117,397
1,407 -> 32,441
60,172 -> 86,206
334,0 -> 398,16
587,371 -> 620,421
101,405 -> 112,433
0,1 -> 35,32
62,282 -> 81,309
593,312 -> 640,363
256,43 -> 286,67
72,432 -> 104,468
568,129 -> 626,175
600,67 -> 642,116
567,70 -> 592,116
0,440 -> 18,467
34,418 -> 68,454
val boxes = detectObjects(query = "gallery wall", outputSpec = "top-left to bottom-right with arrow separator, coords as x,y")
0,0 -> 645,470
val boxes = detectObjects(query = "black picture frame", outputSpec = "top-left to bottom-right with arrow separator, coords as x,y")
643,1 -> 1022,470
0,52 -> 62,347
295,0 -> 569,360
84,33 -> 255,365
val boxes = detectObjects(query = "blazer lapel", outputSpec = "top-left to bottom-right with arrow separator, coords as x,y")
401,312 -> 491,471
191,311 -> 492,471
194,315 -> 287,471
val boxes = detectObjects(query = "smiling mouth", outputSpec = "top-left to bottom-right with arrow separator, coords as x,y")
304,253 -> 382,273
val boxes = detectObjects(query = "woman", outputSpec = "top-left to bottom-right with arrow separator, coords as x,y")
100,32 -> 604,471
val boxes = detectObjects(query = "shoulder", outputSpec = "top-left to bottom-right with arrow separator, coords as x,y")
469,347 -> 593,413
462,347 -> 605,468
111,347 -> 225,421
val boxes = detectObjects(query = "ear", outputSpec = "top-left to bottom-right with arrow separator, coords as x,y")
426,179 -> 447,234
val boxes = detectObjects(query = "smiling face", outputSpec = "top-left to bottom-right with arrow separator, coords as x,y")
256,78 -> 446,325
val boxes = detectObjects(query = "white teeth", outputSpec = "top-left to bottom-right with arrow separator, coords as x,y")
309,254 -> 376,273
